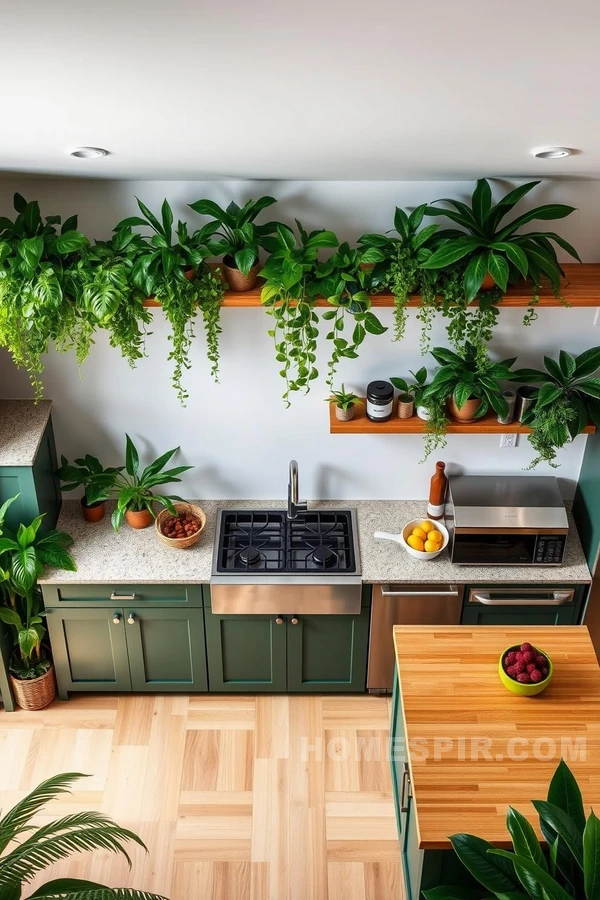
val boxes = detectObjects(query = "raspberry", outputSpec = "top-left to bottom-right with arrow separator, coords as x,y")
506,665 -> 518,677
536,654 -> 547,666
530,669 -> 543,683
527,664 -> 538,674
522,651 -> 535,664
517,673 -> 531,683
521,642 -> 534,652
515,652 -> 525,663
514,661 -> 526,674
505,652 -> 517,666
542,667 -> 548,677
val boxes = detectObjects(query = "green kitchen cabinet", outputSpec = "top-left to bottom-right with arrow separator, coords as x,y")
286,607 -> 370,692
461,584 -> 584,627
0,416 -> 62,533
204,611 -> 288,692
46,607 -> 132,696
125,607 -> 207,692
42,583 -> 203,608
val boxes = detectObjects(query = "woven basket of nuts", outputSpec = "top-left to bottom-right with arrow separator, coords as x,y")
155,502 -> 206,549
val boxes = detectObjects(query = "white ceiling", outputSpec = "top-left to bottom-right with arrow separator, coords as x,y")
2,0 -> 599,181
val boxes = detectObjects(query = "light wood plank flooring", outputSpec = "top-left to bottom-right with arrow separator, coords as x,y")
0,694 -> 403,900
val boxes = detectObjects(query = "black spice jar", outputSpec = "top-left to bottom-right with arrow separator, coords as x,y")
366,380 -> 394,422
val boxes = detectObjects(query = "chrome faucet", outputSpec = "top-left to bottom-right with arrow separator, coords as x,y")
287,459 -> 307,520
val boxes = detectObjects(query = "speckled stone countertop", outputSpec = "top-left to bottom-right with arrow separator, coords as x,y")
39,498 -> 591,585
0,400 -> 52,466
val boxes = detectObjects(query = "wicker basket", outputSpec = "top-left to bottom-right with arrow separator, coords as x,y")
10,665 -> 56,710
155,503 -> 206,549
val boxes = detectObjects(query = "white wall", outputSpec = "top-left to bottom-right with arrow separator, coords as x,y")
1,177 -> 599,501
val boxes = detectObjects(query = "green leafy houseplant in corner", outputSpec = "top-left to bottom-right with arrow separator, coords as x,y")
0,772 -> 168,900
0,193 -> 90,399
0,495 -> 75,708
188,195 -> 280,291
116,198 -> 224,405
327,385 -> 363,421
424,759 -> 599,900
259,221 -> 339,405
55,454 -> 124,521
511,346 -> 600,469
110,434 -> 193,532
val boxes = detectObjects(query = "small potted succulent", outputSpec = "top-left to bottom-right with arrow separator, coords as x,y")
110,435 -> 194,531
55,454 -> 123,522
0,495 -> 76,710
327,385 -> 363,421
188,196 -> 280,291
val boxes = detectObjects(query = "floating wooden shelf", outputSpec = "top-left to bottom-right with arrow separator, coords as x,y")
329,401 -> 597,435
143,264 -> 600,309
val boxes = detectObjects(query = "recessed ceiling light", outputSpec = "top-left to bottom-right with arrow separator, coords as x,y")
531,147 -> 572,160
69,147 -> 109,159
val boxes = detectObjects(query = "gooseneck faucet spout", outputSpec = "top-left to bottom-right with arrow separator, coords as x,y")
288,459 -> 308,520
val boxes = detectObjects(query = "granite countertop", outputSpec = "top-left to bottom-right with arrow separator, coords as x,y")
0,400 -> 52,466
39,498 -> 592,585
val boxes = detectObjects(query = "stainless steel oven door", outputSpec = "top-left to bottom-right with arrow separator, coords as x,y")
210,577 -> 362,615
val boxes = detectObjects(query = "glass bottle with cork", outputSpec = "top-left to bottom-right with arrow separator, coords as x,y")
427,461 -> 448,520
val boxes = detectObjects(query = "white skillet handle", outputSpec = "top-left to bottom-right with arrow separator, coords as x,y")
374,531 -> 403,544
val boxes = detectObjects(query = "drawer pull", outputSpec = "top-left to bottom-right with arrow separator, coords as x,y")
275,617 -> 284,625
127,613 -> 136,625
111,592 -> 136,601
400,762 -> 411,812
112,613 -> 121,625
471,590 -> 573,606
381,584 -> 459,597
291,617 -> 299,625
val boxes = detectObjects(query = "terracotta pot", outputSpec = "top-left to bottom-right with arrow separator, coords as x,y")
335,405 -> 355,422
222,256 -> 260,292
10,665 -> 56,710
447,396 -> 482,423
81,498 -> 105,522
480,273 -> 496,291
397,394 -> 414,419
125,507 -> 154,530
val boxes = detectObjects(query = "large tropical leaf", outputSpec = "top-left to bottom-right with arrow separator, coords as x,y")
464,252 -> 489,301
488,850 -> 573,900
124,435 -> 139,478
577,378 -> 600,400
471,179 -> 492,229
30,890 -> 168,900
505,807 -> 547,900
574,347 -> 600,379
491,241 -> 529,278
584,810 -> 600,900
420,236 -> 482,270
449,833 -> 523,895
487,250 -> 509,292
0,774 -> 88,853
487,181 -> 541,231
496,204 -> 577,240
532,800 -> 584,867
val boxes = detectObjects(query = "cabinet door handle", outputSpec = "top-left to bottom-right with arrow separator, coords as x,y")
400,762 -> 411,813
111,592 -> 136,601
471,590 -> 573,606
290,617 -> 299,625
275,617 -> 284,625
112,613 -> 122,625
381,584 -> 459,597
127,613 -> 136,625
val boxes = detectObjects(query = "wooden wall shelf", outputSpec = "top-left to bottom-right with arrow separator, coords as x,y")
329,401 -> 597,435
143,264 -> 600,309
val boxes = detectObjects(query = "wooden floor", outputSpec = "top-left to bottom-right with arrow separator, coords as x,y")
0,694 -> 403,900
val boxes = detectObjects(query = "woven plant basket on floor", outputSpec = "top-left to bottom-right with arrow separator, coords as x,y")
10,665 -> 56,710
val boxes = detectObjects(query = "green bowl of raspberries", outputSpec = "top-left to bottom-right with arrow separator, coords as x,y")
499,641 -> 553,696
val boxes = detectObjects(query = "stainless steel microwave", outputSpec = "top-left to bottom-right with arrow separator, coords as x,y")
448,475 -> 569,567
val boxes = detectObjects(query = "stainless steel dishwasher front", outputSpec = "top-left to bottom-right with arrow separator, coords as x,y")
367,582 -> 464,692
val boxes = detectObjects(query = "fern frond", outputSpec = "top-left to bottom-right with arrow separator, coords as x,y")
30,891 -> 168,900
0,773 -> 88,853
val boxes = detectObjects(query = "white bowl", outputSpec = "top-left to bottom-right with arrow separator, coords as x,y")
400,518 -> 449,561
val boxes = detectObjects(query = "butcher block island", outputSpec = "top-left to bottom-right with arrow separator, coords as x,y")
390,625 -> 600,899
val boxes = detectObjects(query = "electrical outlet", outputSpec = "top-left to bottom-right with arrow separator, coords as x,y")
500,433 -> 518,448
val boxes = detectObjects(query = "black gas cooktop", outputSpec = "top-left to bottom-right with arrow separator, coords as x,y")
214,509 -> 357,574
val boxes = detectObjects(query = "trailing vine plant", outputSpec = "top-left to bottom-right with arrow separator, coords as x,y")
0,193 -> 89,398
259,221 -> 338,405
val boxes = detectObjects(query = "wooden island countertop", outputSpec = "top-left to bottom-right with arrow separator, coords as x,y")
393,625 -> 600,849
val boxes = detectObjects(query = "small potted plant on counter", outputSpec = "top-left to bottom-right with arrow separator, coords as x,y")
511,346 -> 600,468
0,495 -> 76,710
327,385 -> 363,421
188,195 -> 280,291
110,434 -> 194,531
55,453 -> 123,522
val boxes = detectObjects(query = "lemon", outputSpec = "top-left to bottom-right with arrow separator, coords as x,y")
420,520 -> 434,534
407,534 -> 425,552
411,526 -> 427,542
429,530 -> 443,544
424,539 -> 439,552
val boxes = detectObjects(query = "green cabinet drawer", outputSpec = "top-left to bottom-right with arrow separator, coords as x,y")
0,419 -> 61,533
46,607 -> 131,695
42,583 -> 203,608
286,607 -> 370,692
205,611 -> 287,692
461,584 -> 584,627
125,607 -> 207,692
461,605 -> 579,626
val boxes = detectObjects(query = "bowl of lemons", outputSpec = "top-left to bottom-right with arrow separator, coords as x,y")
401,518 -> 449,560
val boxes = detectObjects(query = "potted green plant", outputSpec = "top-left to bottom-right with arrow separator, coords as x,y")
391,367 -> 430,419
110,434 -> 194,531
424,759 -> 599,900
189,195 -> 279,291
0,495 -> 75,710
0,771 -> 168,899
259,221 -> 339,405
55,454 -> 124,522
115,198 -> 225,404
511,346 -> 600,468
424,343 -> 515,422
327,385 -> 363,421
0,193 -> 90,399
